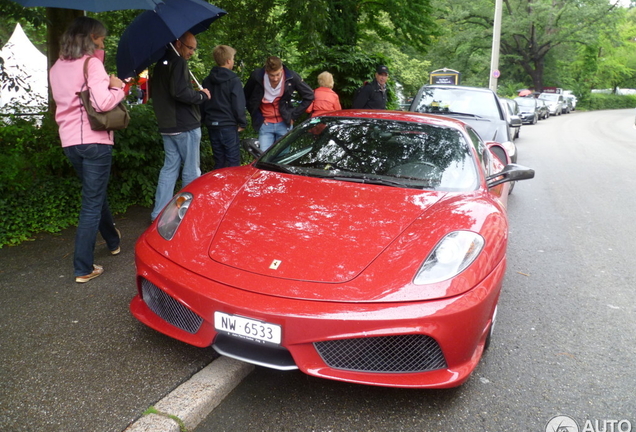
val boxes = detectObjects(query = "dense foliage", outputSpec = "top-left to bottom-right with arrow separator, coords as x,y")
425,0 -> 636,94
0,105 -> 153,246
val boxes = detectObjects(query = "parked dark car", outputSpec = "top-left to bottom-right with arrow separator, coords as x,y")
514,97 -> 540,125
536,98 -> 550,120
408,85 -> 519,163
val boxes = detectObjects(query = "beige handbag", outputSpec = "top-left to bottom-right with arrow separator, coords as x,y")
77,57 -> 130,131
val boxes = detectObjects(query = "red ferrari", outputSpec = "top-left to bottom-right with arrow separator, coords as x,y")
131,110 -> 534,388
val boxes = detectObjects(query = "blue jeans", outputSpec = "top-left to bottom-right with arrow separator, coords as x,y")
208,126 -> 240,169
64,144 -> 120,277
151,128 -> 202,220
259,121 -> 291,151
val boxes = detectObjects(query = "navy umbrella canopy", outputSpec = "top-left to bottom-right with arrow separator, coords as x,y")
116,0 -> 227,80
10,0 -> 162,12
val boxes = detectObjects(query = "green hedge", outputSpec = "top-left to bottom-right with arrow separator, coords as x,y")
577,93 -> 636,111
0,102 -> 252,248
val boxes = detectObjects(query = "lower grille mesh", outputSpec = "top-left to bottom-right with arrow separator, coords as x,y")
141,278 -> 203,334
314,334 -> 447,373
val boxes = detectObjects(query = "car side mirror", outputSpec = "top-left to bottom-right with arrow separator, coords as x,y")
508,115 -> 522,128
486,142 -> 509,165
487,163 -> 535,188
241,138 -> 263,159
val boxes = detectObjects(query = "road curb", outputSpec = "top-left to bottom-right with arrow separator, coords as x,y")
124,357 -> 254,432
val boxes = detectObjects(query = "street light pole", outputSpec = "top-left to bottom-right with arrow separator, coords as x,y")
489,0 -> 503,92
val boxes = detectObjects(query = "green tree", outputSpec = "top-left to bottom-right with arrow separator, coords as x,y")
428,0 -> 623,91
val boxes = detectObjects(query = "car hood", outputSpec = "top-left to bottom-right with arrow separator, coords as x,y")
145,168 -> 508,302
207,170 -> 445,284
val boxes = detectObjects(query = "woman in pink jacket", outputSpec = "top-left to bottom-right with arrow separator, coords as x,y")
306,71 -> 342,117
50,17 -> 125,283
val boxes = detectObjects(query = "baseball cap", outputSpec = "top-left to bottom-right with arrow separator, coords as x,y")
376,65 -> 389,74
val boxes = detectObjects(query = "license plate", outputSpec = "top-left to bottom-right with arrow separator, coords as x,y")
214,312 -> 282,345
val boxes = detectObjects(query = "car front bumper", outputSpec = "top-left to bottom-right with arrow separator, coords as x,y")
131,236 -> 505,388
519,112 -> 536,124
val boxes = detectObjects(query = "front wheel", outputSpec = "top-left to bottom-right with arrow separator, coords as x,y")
484,305 -> 498,351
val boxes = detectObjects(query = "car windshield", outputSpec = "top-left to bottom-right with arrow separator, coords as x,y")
515,98 -> 536,109
540,93 -> 559,101
256,117 -> 479,192
412,87 -> 502,121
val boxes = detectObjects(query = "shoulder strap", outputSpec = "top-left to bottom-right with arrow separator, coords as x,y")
82,57 -> 93,88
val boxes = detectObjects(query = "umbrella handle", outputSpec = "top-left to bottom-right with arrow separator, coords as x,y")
169,42 -> 203,90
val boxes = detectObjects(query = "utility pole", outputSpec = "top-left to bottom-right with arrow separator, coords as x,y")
489,0 -> 503,92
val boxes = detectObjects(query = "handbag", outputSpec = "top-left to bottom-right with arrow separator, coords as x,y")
77,57 -> 130,131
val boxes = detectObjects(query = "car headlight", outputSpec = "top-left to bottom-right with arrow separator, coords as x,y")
414,231 -> 484,285
157,192 -> 193,240
500,140 -> 516,158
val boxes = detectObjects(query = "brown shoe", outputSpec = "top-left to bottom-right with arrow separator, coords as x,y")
110,228 -> 122,255
75,264 -> 104,283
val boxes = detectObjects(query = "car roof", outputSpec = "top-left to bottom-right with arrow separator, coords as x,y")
322,109 -> 473,131
422,84 -> 496,94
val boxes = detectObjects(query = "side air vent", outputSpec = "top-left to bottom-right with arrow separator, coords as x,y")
141,278 -> 203,334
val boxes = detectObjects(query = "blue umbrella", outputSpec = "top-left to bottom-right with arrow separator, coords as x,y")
116,0 -> 226,80
10,0 -> 162,12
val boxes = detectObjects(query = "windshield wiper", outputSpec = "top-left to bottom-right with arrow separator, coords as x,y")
444,111 -> 483,118
256,161 -> 295,174
332,175 -> 410,188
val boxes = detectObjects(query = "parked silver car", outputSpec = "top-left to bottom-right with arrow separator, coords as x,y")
409,85 -> 520,163
539,93 -> 565,116
563,91 -> 577,110
502,98 -> 522,139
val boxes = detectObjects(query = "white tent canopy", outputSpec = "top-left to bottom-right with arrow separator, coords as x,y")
0,23 -> 48,113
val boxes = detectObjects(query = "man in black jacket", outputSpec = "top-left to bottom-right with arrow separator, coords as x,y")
244,56 -> 314,151
202,45 -> 247,169
352,65 -> 389,109
150,32 -> 210,222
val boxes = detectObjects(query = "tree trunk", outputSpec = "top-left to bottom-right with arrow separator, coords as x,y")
46,8 -> 83,112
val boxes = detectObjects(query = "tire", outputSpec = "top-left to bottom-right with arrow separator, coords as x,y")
484,305 -> 498,351
532,114 -> 538,125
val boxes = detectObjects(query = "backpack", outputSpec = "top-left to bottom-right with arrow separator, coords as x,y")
352,81 -> 369,107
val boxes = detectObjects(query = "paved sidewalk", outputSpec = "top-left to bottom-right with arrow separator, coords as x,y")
0,205 -> 233,432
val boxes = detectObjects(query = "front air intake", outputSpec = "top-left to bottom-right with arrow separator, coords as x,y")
141,278 -> 203,334
314,334 -> 446,373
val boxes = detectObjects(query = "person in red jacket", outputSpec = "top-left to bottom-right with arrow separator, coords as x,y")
307,72 -> 342,117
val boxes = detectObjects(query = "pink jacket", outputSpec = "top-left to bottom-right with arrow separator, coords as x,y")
50,54 -> 125,147
306,87 -> 341,117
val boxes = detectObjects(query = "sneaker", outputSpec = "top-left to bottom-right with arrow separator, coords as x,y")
110,228 -> 122,255
75,264 -> 104,283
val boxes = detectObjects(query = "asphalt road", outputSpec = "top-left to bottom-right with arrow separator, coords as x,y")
195,109 -> 636,431
0,205 -> 218,432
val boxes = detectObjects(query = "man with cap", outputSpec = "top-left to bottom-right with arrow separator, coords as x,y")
352,65 -> 389,109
